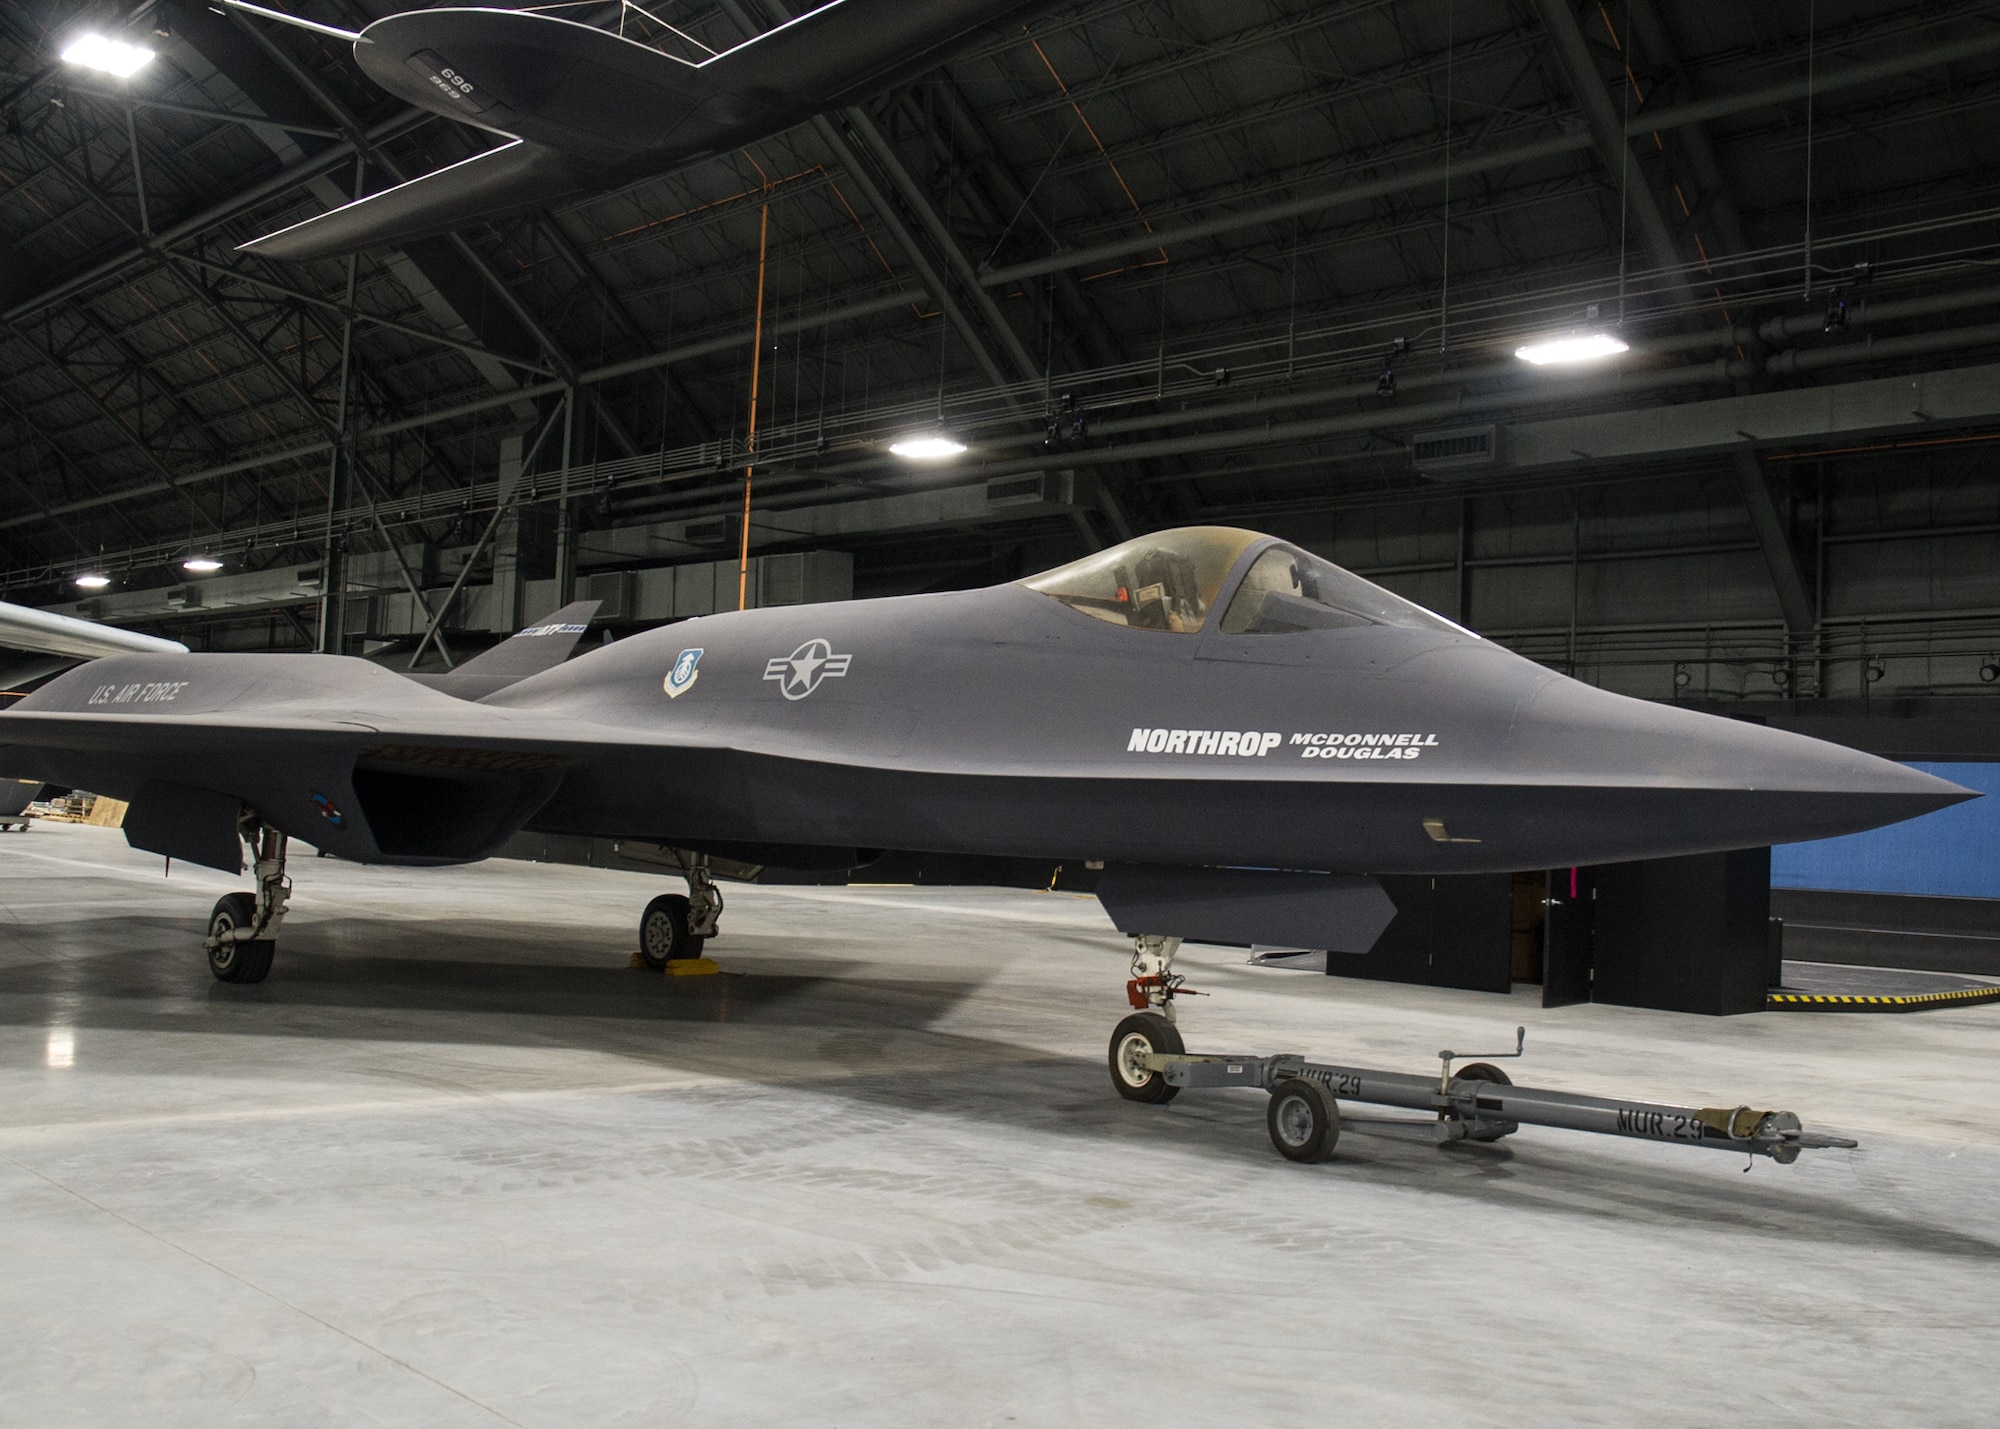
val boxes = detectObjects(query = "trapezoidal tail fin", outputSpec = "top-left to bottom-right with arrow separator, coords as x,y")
407,599 -> 602,701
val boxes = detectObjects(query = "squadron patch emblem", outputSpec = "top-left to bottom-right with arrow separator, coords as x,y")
664,647 -> 704,699
764,639 -> 852,700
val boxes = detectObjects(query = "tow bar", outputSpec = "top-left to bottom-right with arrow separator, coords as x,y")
1137,1027 -> 1860,1166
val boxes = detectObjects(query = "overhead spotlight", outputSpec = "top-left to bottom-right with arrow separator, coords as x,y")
60,33 -> 156,78
1673,664 -> 1691,688
1045,394 -> 1091,451
888,433 -> 967,461
1515,332 -> 1630,366
1980,660 -> 1998,684
74,572 -> 111,590
1375,336 -> 1407,398
1865,662 -> 1885,684
181,555 -> 223,573
1773,666 -> 1791,687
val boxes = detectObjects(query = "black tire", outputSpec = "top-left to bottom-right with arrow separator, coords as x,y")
1452,1062 -> 1513,1087
1108,1012 -> 1183,1103
639,893 -> 707,969
208,893 -> 275,984
1266,1077 -> 1342,1163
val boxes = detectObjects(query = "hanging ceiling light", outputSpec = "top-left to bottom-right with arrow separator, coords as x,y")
1514,332 -> 1629,366
181,555 -> 224,573
74,573 -> 111,590
888,433 -> 967,461
60,33 -> 156,78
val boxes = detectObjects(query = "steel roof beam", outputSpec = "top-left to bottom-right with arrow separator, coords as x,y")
220,10 -> 642,460
0,107 -> 431,328
1624,23 -> 2000,136
1611,2 -> 1807,636
11,122 -> 348,458
21,355 -> 2000,587
705,0 -> 1030,405
0,285 -> 929,535
1622,0 -> 1750,258
976,20 -> 2000,292
1730,449 -> 1815,637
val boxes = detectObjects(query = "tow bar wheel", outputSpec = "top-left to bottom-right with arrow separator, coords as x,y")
1109,1012 -> 1184,1103
1267,1076 -> 1341,1163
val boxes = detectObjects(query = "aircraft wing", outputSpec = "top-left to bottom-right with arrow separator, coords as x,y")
237,141 -> 587,262
0,649 -> 709,872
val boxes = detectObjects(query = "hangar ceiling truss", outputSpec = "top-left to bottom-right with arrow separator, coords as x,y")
0,0 -> 1998,699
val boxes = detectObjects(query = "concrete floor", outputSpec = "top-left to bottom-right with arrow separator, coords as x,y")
2,822 -> 1997,1428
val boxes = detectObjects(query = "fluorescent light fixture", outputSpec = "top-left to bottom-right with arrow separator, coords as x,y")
74,573 -> 111,590
61,33 -> 156,78
888,433 -> 967,461
47,1030 -> 75,1070
181,556 -> 224,573
1515,331 -> 1629,366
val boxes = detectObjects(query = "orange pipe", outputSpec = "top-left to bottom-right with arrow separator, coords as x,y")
739,201 -> 770,611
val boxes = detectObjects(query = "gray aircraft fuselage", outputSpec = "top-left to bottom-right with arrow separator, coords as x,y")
494,581 -> 1964,873
4,529 -> 1961,879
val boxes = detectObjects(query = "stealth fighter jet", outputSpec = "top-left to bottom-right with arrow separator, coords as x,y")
226,0 -> 1071,260
0,527 -> 1969,1016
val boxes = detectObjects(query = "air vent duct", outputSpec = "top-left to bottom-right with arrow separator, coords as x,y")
1411,424 -> 1499,476
985,472 -> 1074,507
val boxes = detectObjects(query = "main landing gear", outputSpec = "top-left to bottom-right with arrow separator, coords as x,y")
206,817 -> 290,984
637,850 -> 723,970
1104,956 -> 1862,1167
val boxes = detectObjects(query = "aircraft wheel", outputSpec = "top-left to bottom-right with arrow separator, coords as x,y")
208,894 -> 275,984
1452,1062 -> 1513,1086
1109,1012 -> 1182,1104
1266,1077 -> 1341,1163
639,894 -> 707,969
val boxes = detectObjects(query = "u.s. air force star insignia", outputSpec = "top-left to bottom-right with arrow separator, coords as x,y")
663,647 -> 703,698
763,638 -> 852,700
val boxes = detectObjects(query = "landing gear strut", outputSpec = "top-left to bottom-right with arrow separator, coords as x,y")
637,850 -> 723,969
206,816 -> 289,984
1109,935 -> 1190,1103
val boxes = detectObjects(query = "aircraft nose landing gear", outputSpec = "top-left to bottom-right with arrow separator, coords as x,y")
206,818 -> 289,984
1109,935 -> 1191,1102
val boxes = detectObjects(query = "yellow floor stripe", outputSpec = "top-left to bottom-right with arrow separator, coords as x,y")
1766,985 -> 2000,1011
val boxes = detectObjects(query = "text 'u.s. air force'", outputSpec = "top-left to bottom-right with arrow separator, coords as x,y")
1127,728 -> 1441,759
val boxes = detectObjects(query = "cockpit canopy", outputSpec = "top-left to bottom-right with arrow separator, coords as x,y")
1020,526 -> 1468,637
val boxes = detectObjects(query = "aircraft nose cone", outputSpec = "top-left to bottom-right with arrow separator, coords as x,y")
1506,673 -> 1976,849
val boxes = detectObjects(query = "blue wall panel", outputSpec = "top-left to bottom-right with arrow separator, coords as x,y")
1771,762 -> 2000,898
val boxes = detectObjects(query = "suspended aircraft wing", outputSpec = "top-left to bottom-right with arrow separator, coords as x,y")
233,0 -> 1066,259
0,600 -> 187,660
1,598 -> 185,688
238,141 -> 588,262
